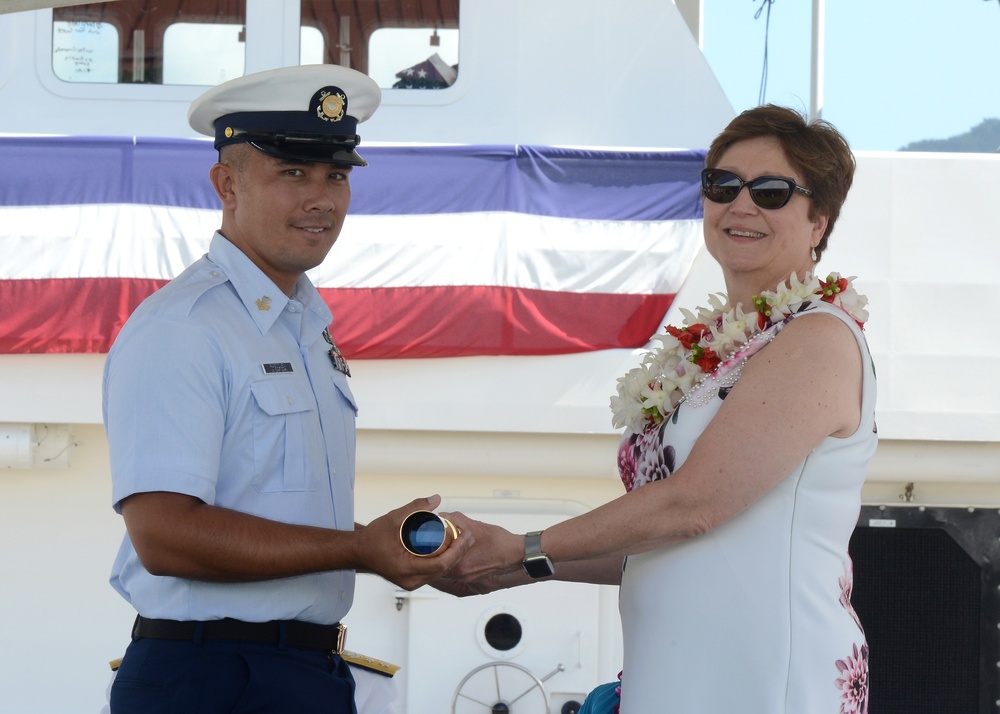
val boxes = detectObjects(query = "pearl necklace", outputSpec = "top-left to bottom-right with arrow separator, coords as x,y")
610,272 -> 869,433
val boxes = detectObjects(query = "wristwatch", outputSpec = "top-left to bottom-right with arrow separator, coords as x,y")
522,530 -> 555,578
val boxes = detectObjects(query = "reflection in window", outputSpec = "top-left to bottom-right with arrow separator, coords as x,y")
52,20 -> 118,83
52,1 -> 247,85
48,0 -> 458,90
163,23 -> 244,86
301,26 -> 325,66
370,28 -> 458,89
299,0 -> 459,90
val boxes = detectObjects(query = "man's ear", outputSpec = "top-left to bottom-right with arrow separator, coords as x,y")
209,162 -> 238,209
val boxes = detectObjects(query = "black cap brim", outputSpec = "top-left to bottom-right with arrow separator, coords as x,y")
248,139 -> 367,167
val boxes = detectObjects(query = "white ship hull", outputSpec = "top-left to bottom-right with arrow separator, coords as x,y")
1,1 -> 998,712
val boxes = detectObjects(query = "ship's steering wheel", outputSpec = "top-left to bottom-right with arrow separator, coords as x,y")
452,661 -> 564,713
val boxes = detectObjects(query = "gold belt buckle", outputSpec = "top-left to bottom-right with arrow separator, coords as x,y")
333,623 -> 347,654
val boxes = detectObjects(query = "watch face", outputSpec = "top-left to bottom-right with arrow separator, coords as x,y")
523,554 -> 555,578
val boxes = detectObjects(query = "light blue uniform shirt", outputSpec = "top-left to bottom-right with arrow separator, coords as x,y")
105,232 -> 357,625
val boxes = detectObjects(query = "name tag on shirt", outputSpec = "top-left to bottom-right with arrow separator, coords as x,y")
261,362 -> 294,374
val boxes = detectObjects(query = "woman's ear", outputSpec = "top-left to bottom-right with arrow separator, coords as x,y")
811,211 -> 829,246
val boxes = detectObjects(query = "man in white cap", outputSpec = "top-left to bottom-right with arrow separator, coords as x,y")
103,65 -> 470,713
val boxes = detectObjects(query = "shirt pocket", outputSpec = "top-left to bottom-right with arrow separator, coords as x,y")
328,372 -> 359,491
330,371 -> 358,415
250,378 -> 319,493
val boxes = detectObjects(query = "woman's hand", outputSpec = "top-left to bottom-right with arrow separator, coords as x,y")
436,512 -> 524,583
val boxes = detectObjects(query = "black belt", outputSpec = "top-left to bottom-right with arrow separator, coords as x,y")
132,616 -> 347,653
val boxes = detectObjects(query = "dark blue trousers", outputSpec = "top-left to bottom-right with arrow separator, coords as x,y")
110,637 -> 357,713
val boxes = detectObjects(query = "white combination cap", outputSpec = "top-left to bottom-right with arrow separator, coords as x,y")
187,64 -> 381,166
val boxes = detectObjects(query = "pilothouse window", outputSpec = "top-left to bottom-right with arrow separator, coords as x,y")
162,23 -> 245,85
51,0 -> 247,85
368,27 -> 459,89
52,20 -> 119,83
299,0 -> 459,90
48,0 -> 458,90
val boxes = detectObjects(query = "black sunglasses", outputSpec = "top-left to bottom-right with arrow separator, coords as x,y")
701,168 -> 813,210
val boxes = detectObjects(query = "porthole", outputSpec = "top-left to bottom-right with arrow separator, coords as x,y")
475,606 -> 526,659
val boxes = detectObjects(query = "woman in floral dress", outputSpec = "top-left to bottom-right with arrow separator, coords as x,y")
440,105 -> 875,713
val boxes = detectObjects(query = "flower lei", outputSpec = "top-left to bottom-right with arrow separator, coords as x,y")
610,272 -> 869,433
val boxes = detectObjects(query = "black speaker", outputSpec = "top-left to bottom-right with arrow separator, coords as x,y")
850,505 -> 1000,713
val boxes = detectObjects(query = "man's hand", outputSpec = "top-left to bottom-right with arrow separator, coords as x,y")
121,491 -> 472,588
352,495 -> 475,591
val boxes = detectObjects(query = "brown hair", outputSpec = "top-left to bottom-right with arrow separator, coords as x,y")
705,105 -> 855,261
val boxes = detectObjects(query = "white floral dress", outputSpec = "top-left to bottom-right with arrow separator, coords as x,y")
616,301 -> 876,713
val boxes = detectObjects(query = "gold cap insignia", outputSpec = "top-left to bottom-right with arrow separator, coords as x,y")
317,89 -> 346,123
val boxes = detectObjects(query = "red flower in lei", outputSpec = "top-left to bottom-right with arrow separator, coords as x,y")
609,272 -> 868,434
666,323 -> 721,373
690,343 -> 721,373
750,294 -> 773,330
819,275 -> 850,303
665,323 -> 710,349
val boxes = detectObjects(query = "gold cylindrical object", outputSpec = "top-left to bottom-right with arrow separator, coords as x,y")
399,510 -> 458,557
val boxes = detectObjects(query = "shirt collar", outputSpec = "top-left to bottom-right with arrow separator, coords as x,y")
207,232 -> 333,337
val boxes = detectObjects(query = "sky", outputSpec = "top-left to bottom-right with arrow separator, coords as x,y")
701,0 -> 1000,151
